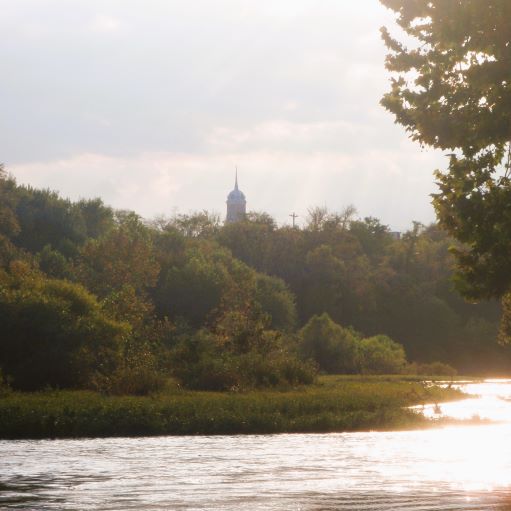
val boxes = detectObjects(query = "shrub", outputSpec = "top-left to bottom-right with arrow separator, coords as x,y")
170,330 -> 240,391
92,367 -> 166,396
237,352 -> 316,389
0,369 -> 11,397
299,313 -> 358,373
413,361 -> 457,377
91,350 -> 167,396
357,335 -> 407,374
0,262 -> 127,390
171,329 -> 316,391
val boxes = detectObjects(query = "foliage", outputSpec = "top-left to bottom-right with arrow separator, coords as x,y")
75,211 -> 159,298
380,0 -> 511,336
0,169 -> 507,394
14,188 -> 87,256
299,314 -> 410,375
153,243 -> 233,327
217,215 -> 274,270
171,315 -> 315,391
357,335 -> 407,374
38,244 -> 71,279
349,217 -> 393,260
299,313 -> 358,373
164,210 -> 221,238
91,352 -> 166,396
0,377 -> 466,439
305,205 -> 357,232
0,166 -> 20,241
411,361 -> 458,378
0,262 -> 127,390
0,369 -> 12,397
254,274 -> 297,332
380,0 -> 510,154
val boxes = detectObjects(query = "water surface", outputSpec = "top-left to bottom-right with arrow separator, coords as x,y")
2,380 -> 511,510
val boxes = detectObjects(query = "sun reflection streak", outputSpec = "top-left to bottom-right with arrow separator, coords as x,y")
417,380 -> 511,421
404,380 -> 511,493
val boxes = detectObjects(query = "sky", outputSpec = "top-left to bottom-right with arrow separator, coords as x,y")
1,0 -> 446,231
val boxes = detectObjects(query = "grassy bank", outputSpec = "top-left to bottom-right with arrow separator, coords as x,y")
0,376 -> 465,439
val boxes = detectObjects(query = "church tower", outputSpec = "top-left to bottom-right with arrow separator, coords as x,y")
226,170 -> 246,223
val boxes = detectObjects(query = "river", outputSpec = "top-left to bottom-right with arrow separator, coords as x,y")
2,380 -> 511,510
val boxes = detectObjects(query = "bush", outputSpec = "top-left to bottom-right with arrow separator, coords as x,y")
299,313 -> 358,373
0,262 -> 127,390
357,335 -> 407,374
0,369 -> 11,397
171,329 -> 316,391
92,367 -> 166,396
299,314 -> 412,375
413,361 -> 457,377
91,350 -> 167,396
170,330 -> 240,391
237,352 -> 316,389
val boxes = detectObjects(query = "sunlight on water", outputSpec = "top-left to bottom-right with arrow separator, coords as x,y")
1,380 -> 511,510
418,379 -> 511,422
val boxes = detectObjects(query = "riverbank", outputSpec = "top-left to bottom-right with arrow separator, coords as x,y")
0,376 -> 466,439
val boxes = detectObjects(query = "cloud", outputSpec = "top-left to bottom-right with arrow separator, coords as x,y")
89,15 -> 122,33
11,142 -> 442,231
1,0 -> 443,231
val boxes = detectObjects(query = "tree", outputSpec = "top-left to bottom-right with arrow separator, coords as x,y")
0,166 -> 23,266
154,244 -> 232,326
254,274 -> 297,332
75,211 -> 159,298
349,217 -> 392,261
0,261 -> 127,390
166,211 -> 220,239
76,198 -> 114,239
0,165 -> 20,240
305,205 -> 356,232
245,211 -> 277,229
301,246 -> 346,322
38,244 -> 71,279
381,0 -> 511,154
217,214 -> 275,272
264,226 -> 305,291
14,187 -> 87,256
380,1 -> 511,333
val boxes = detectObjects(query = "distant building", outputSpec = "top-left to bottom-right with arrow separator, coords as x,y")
225,171 -> 246,223
389,231 -> 401,240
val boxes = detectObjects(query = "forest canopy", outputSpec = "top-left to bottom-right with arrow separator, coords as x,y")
0,167 -> 508,393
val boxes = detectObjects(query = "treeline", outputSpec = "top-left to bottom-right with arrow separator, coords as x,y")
216,209 -> 507,371
0,167 -> 508,394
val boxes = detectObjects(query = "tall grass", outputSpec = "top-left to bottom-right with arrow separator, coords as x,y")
0,376 -> 464,439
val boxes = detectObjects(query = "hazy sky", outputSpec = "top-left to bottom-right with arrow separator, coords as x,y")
1,0 -> 445,230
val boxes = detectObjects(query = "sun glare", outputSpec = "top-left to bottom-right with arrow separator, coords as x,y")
405,380 -> 511,493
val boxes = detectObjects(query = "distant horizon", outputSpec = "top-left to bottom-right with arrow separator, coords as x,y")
5,166 -> 429,233
2,0 -> 445,232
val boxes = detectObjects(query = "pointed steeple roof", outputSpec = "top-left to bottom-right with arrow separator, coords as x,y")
227,167 -> 246,202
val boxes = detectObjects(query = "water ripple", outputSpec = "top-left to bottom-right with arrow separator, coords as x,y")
2,381 -> 511,510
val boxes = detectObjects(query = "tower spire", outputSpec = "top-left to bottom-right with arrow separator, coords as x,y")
226,166 -> 246,224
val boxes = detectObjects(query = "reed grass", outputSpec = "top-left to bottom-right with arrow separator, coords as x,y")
0,375 -> 465,439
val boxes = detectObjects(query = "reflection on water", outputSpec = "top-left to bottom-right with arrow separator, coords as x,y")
1,380 -> 511,510
419,379 -> 511,422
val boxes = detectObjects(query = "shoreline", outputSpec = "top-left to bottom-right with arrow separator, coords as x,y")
0,376 -> 468,440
